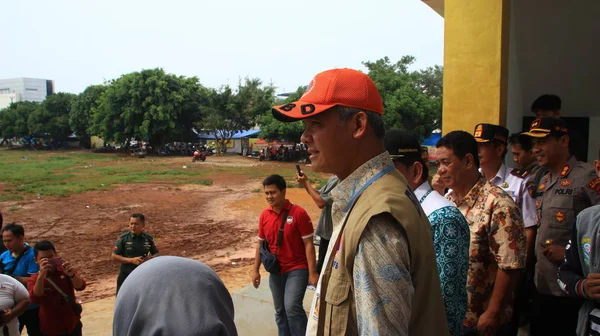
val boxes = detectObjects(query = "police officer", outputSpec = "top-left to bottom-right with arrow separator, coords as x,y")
473,123 -> 536,226
111,213 -> 159,294
523,117 -> 600,335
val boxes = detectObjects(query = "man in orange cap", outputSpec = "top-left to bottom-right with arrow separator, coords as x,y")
272,68 -> 448,336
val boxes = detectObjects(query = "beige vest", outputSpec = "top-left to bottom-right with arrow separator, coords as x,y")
316,170 -> 449,335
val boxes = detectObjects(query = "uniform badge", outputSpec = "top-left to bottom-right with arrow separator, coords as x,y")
286,216 -> 294,225
555,211 -> 565,223
528,188 -> 534,197
501,182 -> 509,188
522,171 -> 530,178
538,183 -> 546,191
560,179 -> 572,187
535,200 -> 541,208
474,124 -> 483,138
582,238 -> 592,265
588,177 -> 600,195
560,165 -> 571,177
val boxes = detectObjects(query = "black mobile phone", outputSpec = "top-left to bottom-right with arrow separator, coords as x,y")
295,165 -> 303,176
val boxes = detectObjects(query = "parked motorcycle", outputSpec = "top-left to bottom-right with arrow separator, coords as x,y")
192,150 -> 207,162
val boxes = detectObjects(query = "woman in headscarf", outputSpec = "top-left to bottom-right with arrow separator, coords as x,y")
113,256 -> 237,336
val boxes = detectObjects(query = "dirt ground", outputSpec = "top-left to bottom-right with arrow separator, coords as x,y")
0,155 -> 323,303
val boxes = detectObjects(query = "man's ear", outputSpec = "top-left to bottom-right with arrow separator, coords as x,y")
351,111 -> 369,140
464,153 -> 475,169
559,134 -> 570,149
412,161 -> 424,185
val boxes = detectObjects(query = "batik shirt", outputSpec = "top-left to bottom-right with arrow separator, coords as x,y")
306,152 -> 412,335
446,176 -> 526,327
415,182 -> 469,336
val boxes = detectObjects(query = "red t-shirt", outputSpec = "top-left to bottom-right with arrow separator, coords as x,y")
28,271 -> 86,336
258,201 -> 314,274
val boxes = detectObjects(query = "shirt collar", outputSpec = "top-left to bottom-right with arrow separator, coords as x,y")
413,182 -> 432,201
331,152 -> 394,219
488,163 -> 507,184
447,176 -> 487,208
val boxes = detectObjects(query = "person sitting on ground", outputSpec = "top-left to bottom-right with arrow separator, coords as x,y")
0,273 -> 30,336
28,240 -> 86,336
113,256 -> 237,336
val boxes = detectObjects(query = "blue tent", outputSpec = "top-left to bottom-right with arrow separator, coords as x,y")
195,129 -> 261,140
423,132 -> 441,146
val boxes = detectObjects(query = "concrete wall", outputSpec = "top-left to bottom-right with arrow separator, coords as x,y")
506,0 -> 600,163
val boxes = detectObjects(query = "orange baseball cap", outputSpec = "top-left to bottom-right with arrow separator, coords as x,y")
272,68 -> 384,122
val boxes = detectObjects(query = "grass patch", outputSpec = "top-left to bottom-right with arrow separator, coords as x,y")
192,180 -> 213,186
8,206 -> 20,211
0,194 -> 23,201
0,150 -> 331,199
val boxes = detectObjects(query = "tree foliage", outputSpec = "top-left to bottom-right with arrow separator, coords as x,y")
28,93 -> 76,141
70,85 -> 107,147
257,86 -> 306,142
90,68 -> 206,150
0,101 -> 38,139
201,78 -> 274,153
363,56 -> 442,140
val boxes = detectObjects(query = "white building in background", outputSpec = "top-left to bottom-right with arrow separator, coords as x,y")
0,78 -> 55,109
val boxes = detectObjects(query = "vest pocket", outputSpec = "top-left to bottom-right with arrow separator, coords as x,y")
324,276 -> 352,335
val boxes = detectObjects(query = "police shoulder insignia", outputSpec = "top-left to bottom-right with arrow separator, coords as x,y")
560,179 -> 573,187
555,211 -> 565,222
538,183 -> 546,191
588,177 -> 600,195
560,165 -> 571,177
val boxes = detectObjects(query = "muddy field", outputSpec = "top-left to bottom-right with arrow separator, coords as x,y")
0,154 -> 323,302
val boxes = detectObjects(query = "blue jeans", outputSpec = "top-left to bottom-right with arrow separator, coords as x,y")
269,268 -> 308,336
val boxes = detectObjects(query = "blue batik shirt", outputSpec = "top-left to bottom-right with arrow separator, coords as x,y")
415,182 -> 469,336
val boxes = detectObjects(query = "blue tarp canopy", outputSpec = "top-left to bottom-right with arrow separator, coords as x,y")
422,132 -> 441,146
195,129 -> 261,140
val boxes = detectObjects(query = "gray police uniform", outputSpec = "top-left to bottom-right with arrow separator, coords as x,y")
489,164 -> 537,228
534,156 -> 600,296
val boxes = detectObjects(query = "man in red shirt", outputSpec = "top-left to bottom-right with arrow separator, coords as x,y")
28,240 -> 86,336
251,174 -> 317,336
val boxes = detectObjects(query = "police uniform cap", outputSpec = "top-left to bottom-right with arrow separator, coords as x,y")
473,123 -> 509,144
522,117 -> 569,138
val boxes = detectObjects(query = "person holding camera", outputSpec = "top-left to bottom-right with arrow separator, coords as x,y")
0,273 -> 30,336
110,213 -> 159,294
28,240 -> 86,336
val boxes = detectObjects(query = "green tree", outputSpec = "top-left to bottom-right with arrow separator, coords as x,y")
90,68 -> 206,151
201,78 -> 274,154
28,93 -> 76,141
257,86 -> 306,142
363,56 -> 442,140
0,101 -> 38,143
70,85 -> 107,148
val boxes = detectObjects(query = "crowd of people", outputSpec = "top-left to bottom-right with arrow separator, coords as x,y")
256,68 -> 600,336
1,67 -> 599,336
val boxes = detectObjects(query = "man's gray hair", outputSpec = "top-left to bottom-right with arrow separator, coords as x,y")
336,106 -> 385,139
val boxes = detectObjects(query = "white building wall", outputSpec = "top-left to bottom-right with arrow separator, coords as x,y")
0,78 -> 53,109
506,0 -> 600,163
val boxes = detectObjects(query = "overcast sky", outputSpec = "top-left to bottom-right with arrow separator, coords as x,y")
2,0 -> 443,94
